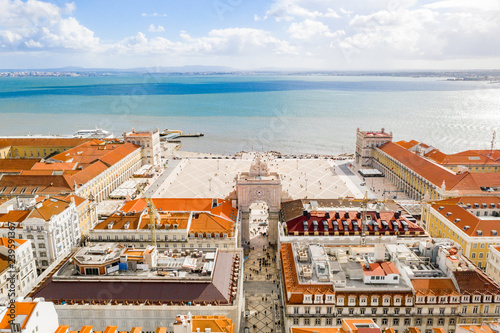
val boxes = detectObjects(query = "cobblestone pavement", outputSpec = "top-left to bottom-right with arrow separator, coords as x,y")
243,225 -> 284,333
151,157 -> 359,200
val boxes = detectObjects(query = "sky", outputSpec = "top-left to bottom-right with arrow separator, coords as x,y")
0,0 -> 499,70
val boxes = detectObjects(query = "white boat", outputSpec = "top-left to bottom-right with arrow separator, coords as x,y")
73,128 -> 114,139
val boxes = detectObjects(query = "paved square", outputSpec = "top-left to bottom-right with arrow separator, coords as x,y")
152,158 -> 364,199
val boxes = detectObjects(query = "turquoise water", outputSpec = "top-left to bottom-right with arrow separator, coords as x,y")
0,75 -> 499,154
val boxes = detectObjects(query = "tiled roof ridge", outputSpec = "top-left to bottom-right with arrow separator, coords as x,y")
204,212 -> 234,231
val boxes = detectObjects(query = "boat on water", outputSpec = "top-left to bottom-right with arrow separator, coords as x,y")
73,128 -> 114,139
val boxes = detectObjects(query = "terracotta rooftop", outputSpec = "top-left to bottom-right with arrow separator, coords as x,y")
286,210 -> 424,236
379,142 -> 467,190
189,213 -> 235,235
31,162 -> 78,171
0,237 -> 27,250
363,262 -> 400,276
411,278 -> 458,297
120,198 -> 237,222
93,213 -> 142,230
0,302 -> 37,329
280,243 -> 334,304
430,196 -> 500,237
0,210 -> 30,225
426,149 -> 500,166
454,269 -> 500,295
188,315 -> 235,333
281,199 -> 364,223
0,159 -> 40,172
0,254 -> 10,274
51,140 -> 139,165
0,174 -> 73,195
28,197 -> 72,221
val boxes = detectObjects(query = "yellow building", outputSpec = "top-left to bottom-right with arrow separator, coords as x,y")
0,140 -> 141,237
0,145 -> 9,159
57,194 -> 96,239
422,196 -> 500,269
0,138 -> 90,159
371,141 -> 500,200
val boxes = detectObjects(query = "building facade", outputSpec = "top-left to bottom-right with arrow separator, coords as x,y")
422,196 -> 500,269
89,198 -> 238,249
28,245 -> 244,332
0,238 -> 37,298
124,128 -> 162,166
0,298 -> 59,333
0,196 -> 81,272
280,240 -> 500,333
355,128 -> 393,166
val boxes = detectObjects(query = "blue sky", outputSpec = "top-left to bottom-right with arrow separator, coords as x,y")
1,0 -> 499,70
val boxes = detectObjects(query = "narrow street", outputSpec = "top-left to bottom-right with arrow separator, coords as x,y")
243,208 -> 285,333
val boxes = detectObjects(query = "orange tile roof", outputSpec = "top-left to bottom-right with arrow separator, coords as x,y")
60,194 -> 87,207
280,243 -> 334,304
120,198 -> 237,221
54,326 -> 70,333
395,140 -> 420,150
155,328 -> 167,333
363,262 -> 400,276
51,140 -> 139,165
20,170 -> 56,176
121,198 -> 215,213
430,197 -> 500,237
191,315 -> 235,333
411,278 -> 458,296
0,159 -> 40,172
189,213 -> 234,235
0,302 -> 37,329
0,174 -> 73,194
0,237 -> 27,249
426,149 -> 500,166
103,327 -> 118,333
80,327 -> 93,333
69,160 -> 109,186
130,328 -> 142,333
0,210 -> 30,225
140,212 -> 191,230
0,254 -> 10,274
210,200 -> 238,222
458,324 -> 500,333
379,142 -> 467,190
32,162 -> 77,171
454,268 -> 500,294
93,213 -> 142,230
28,197 -> 71,221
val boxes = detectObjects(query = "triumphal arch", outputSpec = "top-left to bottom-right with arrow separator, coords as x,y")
236,155 -> 282,245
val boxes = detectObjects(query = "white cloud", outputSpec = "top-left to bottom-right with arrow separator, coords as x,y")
148,24 -> 165,33
0,0 -> 99,51
141,12 -> 167,17
114,28 -> 297,57
333,2 -> 500,62
288,19 -> 344,39
263,0 -> 342,21
424,0 -> 500,11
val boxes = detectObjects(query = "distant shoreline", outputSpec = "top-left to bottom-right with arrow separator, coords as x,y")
1,69 -> 500,81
